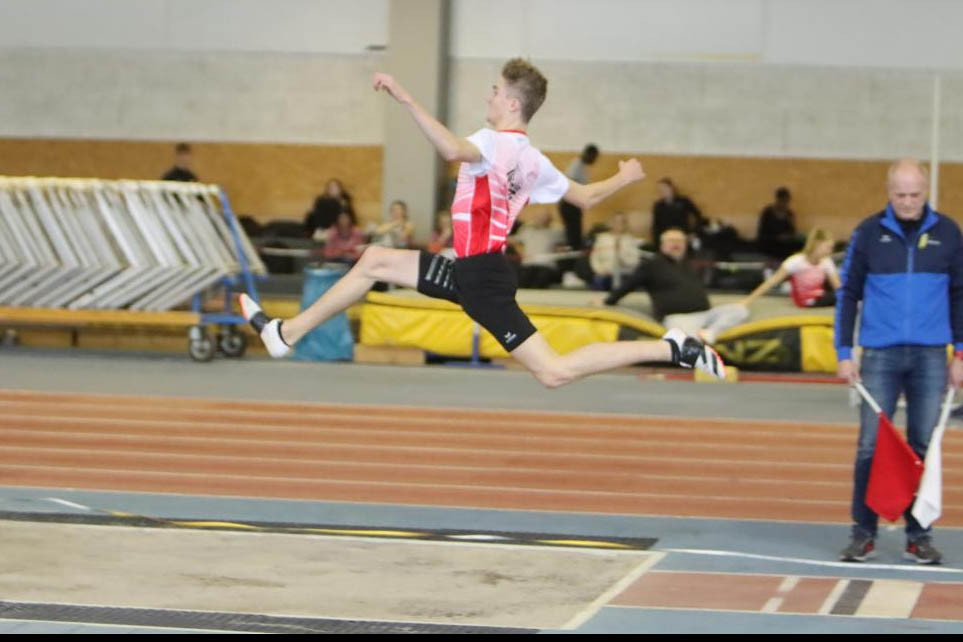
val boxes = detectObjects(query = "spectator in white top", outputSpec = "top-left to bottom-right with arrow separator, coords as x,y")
741,228 -> 841,308
371,200 -> 415,249
589,212 -> 642,290
511,208 -> 566,289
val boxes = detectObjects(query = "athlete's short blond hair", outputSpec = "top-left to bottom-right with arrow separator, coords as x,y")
502,58 -> 548,123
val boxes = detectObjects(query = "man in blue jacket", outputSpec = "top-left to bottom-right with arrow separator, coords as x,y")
836,159 -> 963,564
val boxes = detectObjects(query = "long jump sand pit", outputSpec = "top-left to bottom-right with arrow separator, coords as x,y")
0,520 -> 656,629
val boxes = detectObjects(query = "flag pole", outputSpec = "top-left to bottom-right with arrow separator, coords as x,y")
936,386 -> 954,432
852,382 -> 883,414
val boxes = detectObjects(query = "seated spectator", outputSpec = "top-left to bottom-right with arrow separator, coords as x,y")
741,228 -> 841,308
757,187 -> 804,259
305,178 -> 355,239
323,210 -> 365,264
651,178 -> 705,242
510,209 -> 566,289
602,228 -> 748,343
161,143 -> 198,182
427,210 -> 454,256
588,212 -> 642,290
370,200 -> 415,249
697,217 -> 743,262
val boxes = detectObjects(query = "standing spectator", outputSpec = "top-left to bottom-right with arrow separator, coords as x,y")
161,143 -> 197,182
323,210 -> 365,264
371,200 -> 415,249
741,228 -> 841,308
305,178 -> 356,239
757,187 -> 803,258
651,178 -> 704,243
589,212 -> 642,290
603,228 -> 748,343
511,209 -> 566,289
836,159 -> 963,565
558,144 -> 599,250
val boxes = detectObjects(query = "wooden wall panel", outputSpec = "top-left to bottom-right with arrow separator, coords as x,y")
3,138 -> 961,242
0,139 -> 383,225
538,153 -> 963,242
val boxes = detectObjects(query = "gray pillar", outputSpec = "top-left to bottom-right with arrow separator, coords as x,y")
382,0 -> 449,241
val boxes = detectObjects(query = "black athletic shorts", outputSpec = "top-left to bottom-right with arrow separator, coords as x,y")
417,250 -> 537,352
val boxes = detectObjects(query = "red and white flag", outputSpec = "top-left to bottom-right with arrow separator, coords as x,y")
855,383 -> 924,522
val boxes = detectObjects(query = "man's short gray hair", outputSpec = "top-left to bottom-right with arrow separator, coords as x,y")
887,158 -> 929,186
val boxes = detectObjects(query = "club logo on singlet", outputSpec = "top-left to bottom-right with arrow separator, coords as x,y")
506,166 -> 521,201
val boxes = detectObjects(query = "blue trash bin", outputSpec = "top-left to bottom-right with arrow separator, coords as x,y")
292,266 -> 354,362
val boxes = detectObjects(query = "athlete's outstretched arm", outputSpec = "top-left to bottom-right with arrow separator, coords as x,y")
563,159 -> 645,210
740,265 -> 788,306
373,72 -> 481,163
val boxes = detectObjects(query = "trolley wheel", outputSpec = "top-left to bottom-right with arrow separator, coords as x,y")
218,326 -> 248,358
188,326 -> 216,362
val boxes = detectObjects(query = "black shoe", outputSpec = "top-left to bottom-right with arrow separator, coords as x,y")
839,535 -> 876,562
662,328 -> 726,380
904,538 -> 942,565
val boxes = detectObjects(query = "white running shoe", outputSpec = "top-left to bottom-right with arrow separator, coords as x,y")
239,293 -> 291,358
662,328 -> 726,380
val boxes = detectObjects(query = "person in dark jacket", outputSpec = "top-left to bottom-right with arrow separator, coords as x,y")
836,159 -> 963,565
757,187 -> 803,258
603,228 -> 748,343
651,178 -> 704,242
304,178 -> 356,239
160,143 -> 197,182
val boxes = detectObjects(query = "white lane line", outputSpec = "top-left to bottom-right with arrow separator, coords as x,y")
818,579 -> 851,615
44,498 -> 91,511
777,575 -> 801,593
661,548 -> 963,574
560,552 -> 665,630
762,575 -> 800,613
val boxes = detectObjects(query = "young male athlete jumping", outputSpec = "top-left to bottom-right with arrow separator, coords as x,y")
241,58 -> 725,385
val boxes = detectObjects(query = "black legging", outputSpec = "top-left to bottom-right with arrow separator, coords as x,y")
559,201 -> 583,250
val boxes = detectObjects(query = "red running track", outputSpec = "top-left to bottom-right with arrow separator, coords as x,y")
1,389 -> 961,525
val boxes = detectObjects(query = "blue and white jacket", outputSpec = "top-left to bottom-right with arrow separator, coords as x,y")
835,203 -> 963,361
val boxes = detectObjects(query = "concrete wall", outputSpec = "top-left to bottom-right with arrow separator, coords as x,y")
2,0 -> 963,227
2,0 -> 961,161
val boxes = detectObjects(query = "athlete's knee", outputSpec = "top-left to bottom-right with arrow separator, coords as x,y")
358,245 -> 391,278
531,363 -> 575,389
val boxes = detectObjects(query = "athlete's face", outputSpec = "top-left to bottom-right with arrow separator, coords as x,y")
486,76 -> 516,126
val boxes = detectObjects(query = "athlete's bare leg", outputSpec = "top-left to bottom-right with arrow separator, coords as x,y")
243,246 -> 724,380
240,246 -> 420,356
281,247 -> 419,344
510,331 -> 673,388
